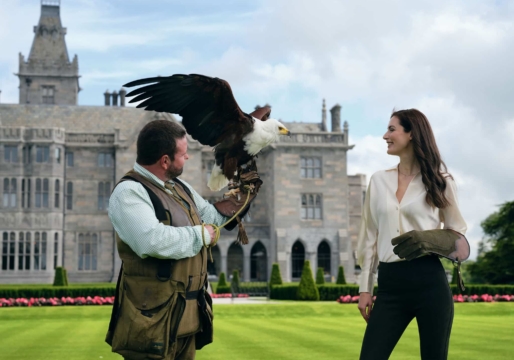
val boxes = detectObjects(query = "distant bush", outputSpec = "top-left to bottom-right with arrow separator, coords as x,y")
296,261 -> 320,301
269,263 -> 283,286
316,268 -> 325,285
218,272 -> 228,287
231,270 -> 240,292
53,267 -> 68,287
336,266 -> 346,285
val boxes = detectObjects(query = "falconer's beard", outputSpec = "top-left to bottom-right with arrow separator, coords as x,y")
165,165 -> 183,180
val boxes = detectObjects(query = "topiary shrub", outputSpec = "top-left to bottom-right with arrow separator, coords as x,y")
296,261 -> 320,301
53,267 -> 69,286
218,272 -> 227,287
269,263 -> 283,286
316,267 -> 325,285
231,270 -> 240,292
336,266 -> 346,285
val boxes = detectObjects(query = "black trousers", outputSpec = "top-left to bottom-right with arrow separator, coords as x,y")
360,255 -> 454,360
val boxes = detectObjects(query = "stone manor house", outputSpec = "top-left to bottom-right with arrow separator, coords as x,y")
0,1 -> 366,284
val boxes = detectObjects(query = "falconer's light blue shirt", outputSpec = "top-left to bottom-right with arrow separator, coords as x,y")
108,162 -> 227,260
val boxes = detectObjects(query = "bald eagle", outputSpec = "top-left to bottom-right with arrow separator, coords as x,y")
124,74 -> 290,191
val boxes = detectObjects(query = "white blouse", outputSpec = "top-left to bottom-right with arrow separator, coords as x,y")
357,165 -> 468,293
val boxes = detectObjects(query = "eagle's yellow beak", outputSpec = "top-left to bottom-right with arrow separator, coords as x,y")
279,127 -> 291,136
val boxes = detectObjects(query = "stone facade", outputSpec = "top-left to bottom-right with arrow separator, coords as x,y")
0,2 -> 365,284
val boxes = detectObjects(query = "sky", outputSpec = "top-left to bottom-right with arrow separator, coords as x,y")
1,0 -> 514,259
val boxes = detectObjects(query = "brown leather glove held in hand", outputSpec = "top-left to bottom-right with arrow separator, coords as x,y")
391,229 -> 460,261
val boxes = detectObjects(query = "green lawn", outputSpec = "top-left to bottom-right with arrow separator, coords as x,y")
0,302 -> 512,360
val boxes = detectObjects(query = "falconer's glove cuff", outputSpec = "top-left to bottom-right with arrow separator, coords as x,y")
213,171 -> 262,234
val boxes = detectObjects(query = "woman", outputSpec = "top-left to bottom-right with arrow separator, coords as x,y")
357,109 -> 470,360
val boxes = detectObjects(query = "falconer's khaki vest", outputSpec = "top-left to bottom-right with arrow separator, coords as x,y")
106,170 -> 213,359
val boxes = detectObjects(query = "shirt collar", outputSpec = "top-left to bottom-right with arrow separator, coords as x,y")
133,162 -> 175,189
385,164 -> 399,171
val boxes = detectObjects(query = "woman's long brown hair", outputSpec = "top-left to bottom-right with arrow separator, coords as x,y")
392,109 -> 451,208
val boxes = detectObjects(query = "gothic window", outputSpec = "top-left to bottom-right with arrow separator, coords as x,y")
78,233 -> 98,271
97,153 -> 113,167
54,233 -> 59,269
300,157 -> 322,178
66,152 -> 74,167
1,232 -> 16,271
42,85 -> 55,104
18,232 -> 31,271
227,243 -> 244,280
36,146 -> 50,163
301,194 -> 322,220
317,241 -> 331,276
3,178 -> 17,208
4,145 -> 18,163
98,182 -> 111,210
291,240 -> 305,279
250,241 -> 268,281
66,182 -> 73,210
23,145 -> 32,164
54,179 -> 60,208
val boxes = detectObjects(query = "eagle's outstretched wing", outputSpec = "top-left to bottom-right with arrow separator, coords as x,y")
124,74 -> 254,147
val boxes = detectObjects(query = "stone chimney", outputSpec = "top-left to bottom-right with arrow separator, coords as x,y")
112,90 -> 118,106
104,90 -> 111,106
119,88 -> 126,107
330,104 -> 341,132
321,99 -> 327,131
343,121 -> 349,145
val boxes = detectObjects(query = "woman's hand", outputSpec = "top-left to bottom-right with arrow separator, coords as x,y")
358,292 -> 373,323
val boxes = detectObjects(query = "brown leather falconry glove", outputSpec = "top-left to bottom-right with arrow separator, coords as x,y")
213,170 -> 263,244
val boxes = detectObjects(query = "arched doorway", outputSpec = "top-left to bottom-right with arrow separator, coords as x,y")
251,241 -> 267,281
291,240 -> 305,279
227,242 -> 244,280
317,240 -> 331,277
207,246 -> 221,276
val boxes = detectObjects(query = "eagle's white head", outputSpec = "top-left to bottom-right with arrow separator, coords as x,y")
243,117 -> 290,156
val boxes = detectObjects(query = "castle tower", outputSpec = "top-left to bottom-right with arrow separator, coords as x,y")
16,1 -> 80,105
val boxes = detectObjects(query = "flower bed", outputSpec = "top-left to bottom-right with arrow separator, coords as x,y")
210,293 -> 249,299
336,294 -> 514,304
0,296 -> 114,307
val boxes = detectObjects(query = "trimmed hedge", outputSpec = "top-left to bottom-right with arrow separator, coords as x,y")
270,284 -> 514,300
0,286 -> 116,299
218,272 -> 228,287
297,261 -> 319,301
216,285 -> 232,294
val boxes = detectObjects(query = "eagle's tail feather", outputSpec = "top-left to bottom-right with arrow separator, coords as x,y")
208,164 -> 229,191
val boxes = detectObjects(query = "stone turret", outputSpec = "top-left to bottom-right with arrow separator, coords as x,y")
16,1 -> 80,105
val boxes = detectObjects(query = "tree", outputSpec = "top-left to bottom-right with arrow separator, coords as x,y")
316,267 -> 325,285
296,261 -> 320,301
269,263 -> 283,286
468,201 -> 514,284
336,266 -> 346,284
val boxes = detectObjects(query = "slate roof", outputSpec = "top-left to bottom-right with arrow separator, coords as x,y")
0,104 -> 175,140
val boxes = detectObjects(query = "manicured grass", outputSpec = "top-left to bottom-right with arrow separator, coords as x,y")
0,303 -> 512,360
